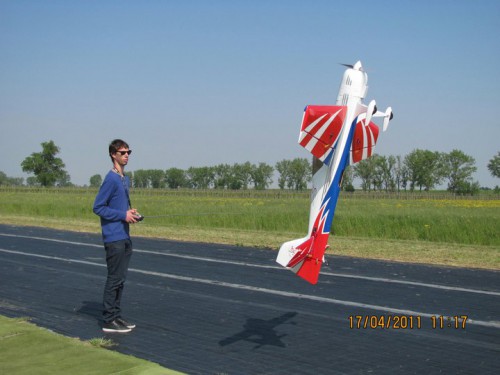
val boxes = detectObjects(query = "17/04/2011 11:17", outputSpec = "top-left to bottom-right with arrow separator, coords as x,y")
348,315 -> 468,329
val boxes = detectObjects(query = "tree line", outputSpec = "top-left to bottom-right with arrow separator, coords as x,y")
2,140 -> 499,194
89,160 -> 312,191
350,149 -> 487,195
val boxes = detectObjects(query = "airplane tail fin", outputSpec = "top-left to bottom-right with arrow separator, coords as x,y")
276,233 -> 327,285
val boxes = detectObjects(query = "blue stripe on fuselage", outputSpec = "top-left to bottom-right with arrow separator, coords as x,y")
323,145 -> 335,165
320,116 -> 357,233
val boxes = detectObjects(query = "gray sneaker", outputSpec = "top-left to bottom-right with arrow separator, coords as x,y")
102,319 -> 132,333
116,317 -> 136,329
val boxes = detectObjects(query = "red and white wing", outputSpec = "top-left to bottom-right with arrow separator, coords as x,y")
298,105 -> 347,164
350,117 -> 380,164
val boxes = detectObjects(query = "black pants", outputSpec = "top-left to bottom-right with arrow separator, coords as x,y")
102,239 -> 133,323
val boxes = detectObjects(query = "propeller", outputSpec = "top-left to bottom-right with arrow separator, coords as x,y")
340,61 -> 363,71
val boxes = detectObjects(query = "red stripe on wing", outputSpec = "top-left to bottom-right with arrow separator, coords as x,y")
299,105 -> 346,161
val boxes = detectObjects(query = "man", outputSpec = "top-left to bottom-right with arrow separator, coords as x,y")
93,139 -> 140,333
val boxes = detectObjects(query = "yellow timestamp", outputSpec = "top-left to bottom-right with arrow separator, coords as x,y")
430,315 -> 468,329
348,315 -> 468,329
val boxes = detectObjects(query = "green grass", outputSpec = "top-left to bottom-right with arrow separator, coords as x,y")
0,187 -> 498,269
0,316 -> 183,375
87,337 -> 116,348
334,198 -> 500,245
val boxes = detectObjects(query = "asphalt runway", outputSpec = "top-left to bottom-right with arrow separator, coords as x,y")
0,224 -> 499,374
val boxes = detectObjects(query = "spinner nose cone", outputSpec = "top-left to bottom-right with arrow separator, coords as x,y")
353,61 -> 363,70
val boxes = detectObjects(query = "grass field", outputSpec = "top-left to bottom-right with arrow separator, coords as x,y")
0,187 -> 498,269
0,316 -> 182,374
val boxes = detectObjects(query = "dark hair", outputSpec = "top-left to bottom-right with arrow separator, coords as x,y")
109,139 -> 129,162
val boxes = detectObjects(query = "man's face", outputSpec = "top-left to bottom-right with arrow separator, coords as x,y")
113,147 -> 131,166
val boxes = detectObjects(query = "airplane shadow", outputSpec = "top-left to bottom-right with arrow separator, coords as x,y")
219,312 -> 298,349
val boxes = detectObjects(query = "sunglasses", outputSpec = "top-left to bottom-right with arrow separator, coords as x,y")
116,150 -> 132,156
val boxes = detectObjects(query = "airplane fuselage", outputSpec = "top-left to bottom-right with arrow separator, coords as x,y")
307,63 -> 368,236
277,61 -> 392,284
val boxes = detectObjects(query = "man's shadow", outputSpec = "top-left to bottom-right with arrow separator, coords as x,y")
219,312 -> 297,349
77,301 -> 102,322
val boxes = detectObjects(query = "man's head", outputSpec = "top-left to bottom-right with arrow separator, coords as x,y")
109,139 -> 131,165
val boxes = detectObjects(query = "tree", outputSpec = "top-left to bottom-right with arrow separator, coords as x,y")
289,158 -> 312,190
186,166 -> 214,189
403,149 -> 443,191
148,169 -> 165,188
442,149 -> 477,193
371,155 -> 386,190
250,162 -> 274,190
213,164 -> 233,189
354,154 -> 399,192
21,140 -> 69,187
56,171 -> 73,187
233,162 -> 253,190
379,155 -> 397,192
275,159 -> 291,190
0,171 -> 23,186
133,169 -> 150,188
394,155 -> 405,191
89,174 -> 102,187
455,180 -> 480,196
275,158 -> 311,190
165,168 -> 188,189
0,171 -> 7,185
124,171 -> 133,186
26,176 -> 39,186
288,158 -> 312,190
354,156 -> 377,191
487,152 -> 500,178
341,165 -> 355,192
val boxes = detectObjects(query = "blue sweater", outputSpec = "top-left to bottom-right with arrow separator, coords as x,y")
93,170 -> 130,244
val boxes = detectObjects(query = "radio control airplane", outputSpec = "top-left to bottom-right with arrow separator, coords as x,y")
276,61 -> 393,284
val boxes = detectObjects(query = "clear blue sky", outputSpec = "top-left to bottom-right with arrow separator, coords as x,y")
1,0 -> 499,187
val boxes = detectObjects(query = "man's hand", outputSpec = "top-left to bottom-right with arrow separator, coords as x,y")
126,209 -> 139,223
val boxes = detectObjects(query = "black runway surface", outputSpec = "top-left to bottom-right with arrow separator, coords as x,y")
0,224 -> 499,374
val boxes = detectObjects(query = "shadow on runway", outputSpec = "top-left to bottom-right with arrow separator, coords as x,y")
77,301 -> 102,323
219,312 -> 297,349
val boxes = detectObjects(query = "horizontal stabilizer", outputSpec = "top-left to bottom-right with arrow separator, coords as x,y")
372,107 -> 393,132
299,105 -> 347,164
276,237 -> 309,268
276,231 -> 329,285
383,107 -> 393,131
